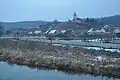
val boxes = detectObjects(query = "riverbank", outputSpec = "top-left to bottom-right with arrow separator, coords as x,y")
0,39 -> 120,78
2,62 -> 119,80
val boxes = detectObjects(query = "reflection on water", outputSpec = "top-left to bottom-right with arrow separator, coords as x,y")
0,61 -> 119,80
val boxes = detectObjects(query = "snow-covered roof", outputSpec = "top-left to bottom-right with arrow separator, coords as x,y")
45,31 -> 49,34
61,30 -> 66,33
88,28 -> 93,33
49,30 -> 56,34
95,28 -> 106,33
34,30 -> 41,34
104,25 -> 109,28
28,32 -> 33,34
88,28 -> 106,33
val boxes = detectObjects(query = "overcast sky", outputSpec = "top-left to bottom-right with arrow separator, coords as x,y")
0,0 -> 120,22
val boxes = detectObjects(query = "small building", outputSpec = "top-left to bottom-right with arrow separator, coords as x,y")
28,32 -> 33,35
34,30 -> 41,34
60,30 -> 66,34
113,27 -> 120,38
88,28 -> 106,35
49,30 -> 57,34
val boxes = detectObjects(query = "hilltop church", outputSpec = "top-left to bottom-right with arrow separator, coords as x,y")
71,12 -> 83,23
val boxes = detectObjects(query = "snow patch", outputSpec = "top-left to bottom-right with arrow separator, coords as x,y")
83,47 -> 120,53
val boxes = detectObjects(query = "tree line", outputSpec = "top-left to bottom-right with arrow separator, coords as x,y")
0,25 -> 4,37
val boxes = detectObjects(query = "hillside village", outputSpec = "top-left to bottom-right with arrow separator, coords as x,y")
2,12 -> 120,43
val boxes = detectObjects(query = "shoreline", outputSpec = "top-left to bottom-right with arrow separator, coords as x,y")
0,55 -> 120,78
0,39 -> 120,78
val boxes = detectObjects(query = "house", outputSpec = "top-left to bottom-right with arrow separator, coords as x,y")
88,28 -> 94,33
60,30 -> 66,34
103,25 -> 114,33
28,32 -> 33,35
88,28 -> 106,35
49,30 -> 57,34
113,27 -> 120,38
95,28 -> 106,33
113,27 -> 120,33
34,30 -> 41,34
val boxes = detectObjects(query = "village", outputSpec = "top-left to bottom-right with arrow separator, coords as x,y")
2,12 -> 120,46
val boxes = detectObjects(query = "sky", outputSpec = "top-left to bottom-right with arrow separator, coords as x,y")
0,0 -> 120,22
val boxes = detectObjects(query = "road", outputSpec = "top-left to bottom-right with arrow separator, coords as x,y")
0,37 -> 120,49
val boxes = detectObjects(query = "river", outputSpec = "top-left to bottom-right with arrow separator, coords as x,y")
0,61 -> 119,80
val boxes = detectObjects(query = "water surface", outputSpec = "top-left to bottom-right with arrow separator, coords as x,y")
0,62 -> 119,80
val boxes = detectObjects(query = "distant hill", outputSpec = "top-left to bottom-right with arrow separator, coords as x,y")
1,15 -> 120,30
97,15 -> 120,26
0,21 -> 51,30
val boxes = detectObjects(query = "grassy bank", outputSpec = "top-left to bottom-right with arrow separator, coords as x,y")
0,39 -> 120,78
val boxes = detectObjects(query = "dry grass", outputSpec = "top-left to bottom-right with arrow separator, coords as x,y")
0,39 -> 120,78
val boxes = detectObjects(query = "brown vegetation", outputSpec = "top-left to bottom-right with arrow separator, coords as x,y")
0,39 -> 120,78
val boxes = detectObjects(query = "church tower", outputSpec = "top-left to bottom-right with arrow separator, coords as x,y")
73,12 -> 77,22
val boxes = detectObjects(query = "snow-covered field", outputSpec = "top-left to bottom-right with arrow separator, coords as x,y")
52,44 -> 120,53
83,47 -> 120,53
1,37 -> 120,52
